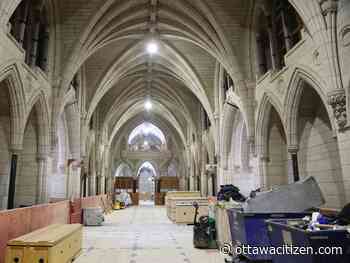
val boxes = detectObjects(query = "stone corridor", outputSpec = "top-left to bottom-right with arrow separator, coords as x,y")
75,205 -> 223,263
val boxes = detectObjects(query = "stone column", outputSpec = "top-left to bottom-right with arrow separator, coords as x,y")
259,156 -> 269,189
107,176 -> 113,195
89,173 -> 96,196
99,175 -> 105,194
67,160 -> 81,199
321,0 -> 344,92
189,175 -> 195,191
288,146 -> 300,182
7,149 -> 22,209
178,175 -> 186,191
105,176 -> 111,195
37,154 -> 49,204
85,175 -> 89,196
211,172 -> 218,196
201,172 -> 208,197
66,159 -> 73,199
95,175 -> 100,195
73,166 -> 81,198
207,175 -> 213,196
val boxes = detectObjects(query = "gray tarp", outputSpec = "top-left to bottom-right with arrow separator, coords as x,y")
243,176 -> 325,213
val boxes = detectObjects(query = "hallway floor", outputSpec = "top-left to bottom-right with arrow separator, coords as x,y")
74,205 -> 224,263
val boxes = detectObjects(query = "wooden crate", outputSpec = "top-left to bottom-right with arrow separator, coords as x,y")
166,192 -> 202,218
165,191 -> 201,206
174,204 -> 209,224
6,224 -> 82,263
167,196 -> 208,222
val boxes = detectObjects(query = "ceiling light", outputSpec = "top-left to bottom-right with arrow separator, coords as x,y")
146,41 -> 158,55
145,100 -> 153,111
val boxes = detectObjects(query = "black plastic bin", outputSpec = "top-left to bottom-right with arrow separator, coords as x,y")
267,219 -> 350,263
226,209 -> 309,261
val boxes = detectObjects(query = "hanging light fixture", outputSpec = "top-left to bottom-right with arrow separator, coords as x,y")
146,41 -> 159,55
145,99 -> 153,111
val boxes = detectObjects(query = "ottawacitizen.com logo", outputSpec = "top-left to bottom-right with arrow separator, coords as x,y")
220,242 -> 343,257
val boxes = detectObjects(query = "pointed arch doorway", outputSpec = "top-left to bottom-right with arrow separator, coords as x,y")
137,162 -> 157,206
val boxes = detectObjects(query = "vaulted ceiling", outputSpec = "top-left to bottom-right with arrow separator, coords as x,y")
55,0 -> 252,152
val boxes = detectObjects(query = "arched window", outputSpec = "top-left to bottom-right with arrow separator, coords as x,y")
256,12 -> 272,76
115,163 -> 133,177
273,0 -> 303,68
256,0 -> 303,74
9,0 -> 50,72
128,122 -> 166,151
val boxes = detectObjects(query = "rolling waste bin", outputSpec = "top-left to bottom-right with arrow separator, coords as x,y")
225,177 -> 325,262
267,218 -> 350,263
226,209 -> 310,261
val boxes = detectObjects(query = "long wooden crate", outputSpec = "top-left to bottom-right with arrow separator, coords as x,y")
6,224 -> 82,263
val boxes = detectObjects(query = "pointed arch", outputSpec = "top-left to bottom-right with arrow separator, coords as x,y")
221,103 -> 239,169
0,62 -> 26,150
256,93 -> 287,157
285,67 -> 334,148
136,160 -> 159,178
26,91 -> 50,155
115,162 -> 133,177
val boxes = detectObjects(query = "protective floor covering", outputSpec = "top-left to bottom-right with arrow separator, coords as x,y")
74,205 -> 224,263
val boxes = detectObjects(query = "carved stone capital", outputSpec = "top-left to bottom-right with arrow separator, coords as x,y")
288,145 -> 299,154
319,0 -> 338,15
328,90 -> 347,128
213,112 -> 220,120
10,148 -> 23,156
